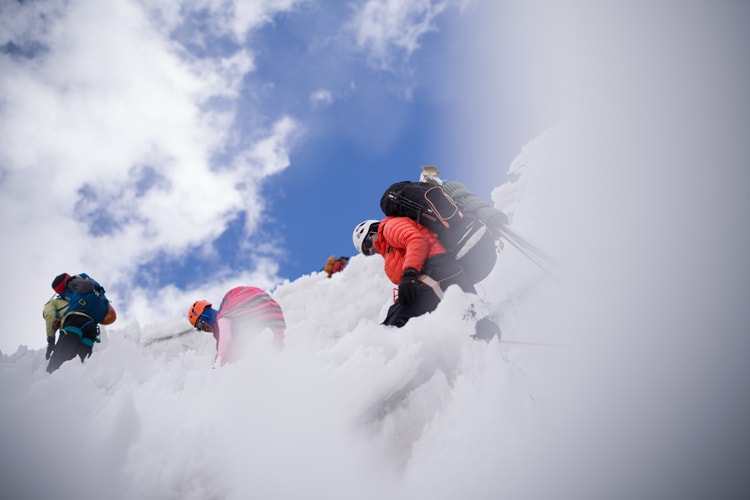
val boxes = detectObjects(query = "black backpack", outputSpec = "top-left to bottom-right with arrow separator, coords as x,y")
380,181 -> 473,249
380,181 -> 498,283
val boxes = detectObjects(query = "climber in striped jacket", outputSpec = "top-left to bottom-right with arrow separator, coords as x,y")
188,286 -> 286,366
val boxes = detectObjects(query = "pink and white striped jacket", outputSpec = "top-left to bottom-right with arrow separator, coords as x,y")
213,286 -> 286,365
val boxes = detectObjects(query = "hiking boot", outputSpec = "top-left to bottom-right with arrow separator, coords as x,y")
471,317 -> 501,342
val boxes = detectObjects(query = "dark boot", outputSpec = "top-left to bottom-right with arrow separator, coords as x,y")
471,317 -> 501,342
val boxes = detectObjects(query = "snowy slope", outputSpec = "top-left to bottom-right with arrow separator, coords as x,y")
2,121 -> 747,500
0,261 -> 563,500
0,128 -> 569,500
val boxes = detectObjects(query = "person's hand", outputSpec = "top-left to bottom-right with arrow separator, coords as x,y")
398,268 -> 420,305
45,337 -> 55,360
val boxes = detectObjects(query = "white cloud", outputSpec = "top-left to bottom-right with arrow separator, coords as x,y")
174,0 -> 305,43
0,0 -> 302,353
310,89 -> 334,108
349,0 -> 449,70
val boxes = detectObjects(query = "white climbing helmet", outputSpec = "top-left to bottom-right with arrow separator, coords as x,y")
352,219 -> 380,254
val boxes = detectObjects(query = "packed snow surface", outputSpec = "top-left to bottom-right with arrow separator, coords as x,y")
3,124 -> 747,500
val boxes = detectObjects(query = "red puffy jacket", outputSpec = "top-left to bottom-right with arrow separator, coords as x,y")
374,216 -> 446,284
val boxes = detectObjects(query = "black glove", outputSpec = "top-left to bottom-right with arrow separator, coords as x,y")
45,336 -> 55,360
398,268 -> 420,305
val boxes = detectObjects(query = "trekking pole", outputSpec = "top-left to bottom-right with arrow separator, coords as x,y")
142,328 -> 195,346
496,225 -> 565,283
497,225 -> 560,268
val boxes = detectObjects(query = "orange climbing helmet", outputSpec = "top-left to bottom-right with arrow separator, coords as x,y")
188,300 -> 212,327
